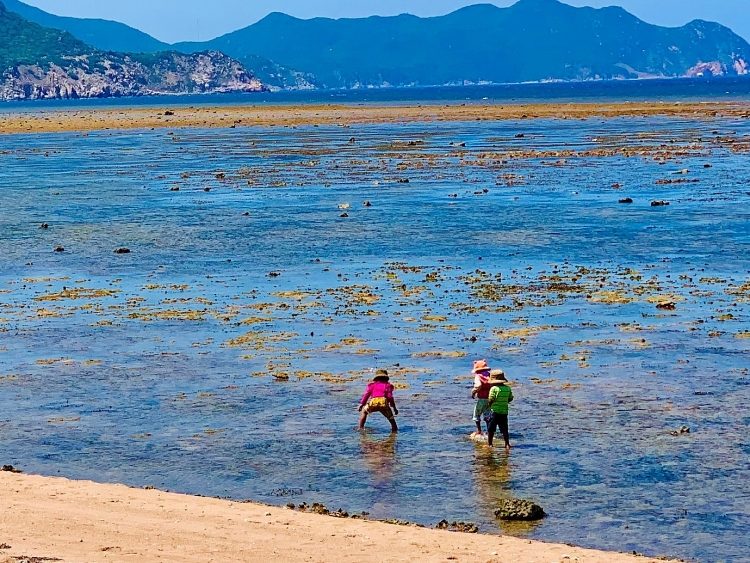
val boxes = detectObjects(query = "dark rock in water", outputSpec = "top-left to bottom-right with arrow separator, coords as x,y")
670,426 -> 691,436
397,178 -> 410,184
651,200 -> 670,207
54,246 -> 65,252
169,186 -> 180,191
656,301 -> 676,310
203,187 -> 211,192
113,248 -> 131,254
494,498 -> 546,521
619,198 -> 633,204
285,503 -> 295,510
703,163 -> 712,168
297,502 -> 309,511
340,212 -> 349,218
39,223 -> 49,229
311,502 -> 329,515
363,201 -> 372,207
268,271 -> 280,278
2,465 -> 22,473
436,520 -> 478,533
349,137 -> 356,143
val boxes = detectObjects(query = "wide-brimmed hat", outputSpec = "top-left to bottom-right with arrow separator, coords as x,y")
488,369 -> 508,385
472,359 -> 490,374
374,369 -> 390,382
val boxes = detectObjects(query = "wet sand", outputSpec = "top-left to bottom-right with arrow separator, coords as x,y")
0,472 -> 673,563
1,101 -> 749,134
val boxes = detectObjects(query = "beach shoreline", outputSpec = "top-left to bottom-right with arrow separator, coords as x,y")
1,101 -> 749,134
0,471 -> 677,563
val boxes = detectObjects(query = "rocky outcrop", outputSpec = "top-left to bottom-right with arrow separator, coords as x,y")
0,50 -> 265,101
494,498 -> 546,521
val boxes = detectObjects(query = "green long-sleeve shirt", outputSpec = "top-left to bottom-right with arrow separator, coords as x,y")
488,384 -> 514,414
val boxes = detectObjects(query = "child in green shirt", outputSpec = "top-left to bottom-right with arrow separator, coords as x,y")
486,369 -> 514,449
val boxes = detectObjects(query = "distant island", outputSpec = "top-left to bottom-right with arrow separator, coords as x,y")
1,0 -> 749,100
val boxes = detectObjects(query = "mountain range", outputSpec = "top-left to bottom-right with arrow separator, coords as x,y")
0,1 -> 264,101
2,0 -> 750,97
175,0 -> 750,87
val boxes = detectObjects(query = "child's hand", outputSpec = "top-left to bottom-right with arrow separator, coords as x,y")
394,408 -> 399,416
358,404 -> 364,412
471,392 -> 477,399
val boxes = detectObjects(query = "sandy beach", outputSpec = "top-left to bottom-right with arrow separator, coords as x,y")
0,471 -> 674,563
1,101 -> 749,134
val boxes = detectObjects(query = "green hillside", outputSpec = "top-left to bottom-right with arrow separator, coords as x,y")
0,2 -> 265,101
174,0 -> 750,87
0,1 -> 91,69
2,0 -> 169,53
1,0 -> 316,90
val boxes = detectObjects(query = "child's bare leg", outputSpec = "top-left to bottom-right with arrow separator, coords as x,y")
500,416 -> 511,449
358,410 -> 368,430
385,411 -> 398,433
475,421 -> 483,435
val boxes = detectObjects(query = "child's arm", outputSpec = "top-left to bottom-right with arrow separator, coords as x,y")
386,384 -> 398,415
471,374 -> 481,398
508,387 -> 514,403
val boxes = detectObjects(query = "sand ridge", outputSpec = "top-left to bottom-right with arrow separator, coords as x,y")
0,472 -> 676,563
1,101 -> 749,134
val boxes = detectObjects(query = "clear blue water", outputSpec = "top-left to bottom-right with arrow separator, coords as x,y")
1,75 -> 750,112
0,113 -> 749,563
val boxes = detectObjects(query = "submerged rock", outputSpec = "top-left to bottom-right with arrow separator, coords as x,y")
619,198 -> 633,204
113,248 -> 131,254
670,426 -> 691,436
651,200 -> 670,207
1,465 -> 22,473
310,502 -> 329,515
54,246 -> 65,252
494,498 -> 546,521
436,519 -> 478,533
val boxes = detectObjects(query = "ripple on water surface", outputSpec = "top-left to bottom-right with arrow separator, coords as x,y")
0,117 -> 749,563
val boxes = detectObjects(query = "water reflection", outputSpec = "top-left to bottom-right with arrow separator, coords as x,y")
473,446 -> 542,535
360,432 -> 398,489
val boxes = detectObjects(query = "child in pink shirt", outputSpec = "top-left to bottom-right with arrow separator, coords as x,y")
470,359 -> 492,436
358,370 -> 399,433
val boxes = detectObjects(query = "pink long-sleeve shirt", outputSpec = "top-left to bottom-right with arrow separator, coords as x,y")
360,381 -> 396,408
472,371 -> 491,399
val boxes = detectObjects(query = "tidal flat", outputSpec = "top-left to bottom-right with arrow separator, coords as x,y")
0,110 -> 749,563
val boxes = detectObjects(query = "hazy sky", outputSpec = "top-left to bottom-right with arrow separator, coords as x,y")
23,0 -> 750,43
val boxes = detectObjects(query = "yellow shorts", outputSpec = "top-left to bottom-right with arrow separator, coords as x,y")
364,397 -> 394,420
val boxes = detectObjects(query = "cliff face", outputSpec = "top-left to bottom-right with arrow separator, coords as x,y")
0,2 -> 265,100
0,51 -> 264,101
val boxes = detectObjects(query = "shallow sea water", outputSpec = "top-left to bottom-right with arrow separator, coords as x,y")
1,116 -> 749,563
